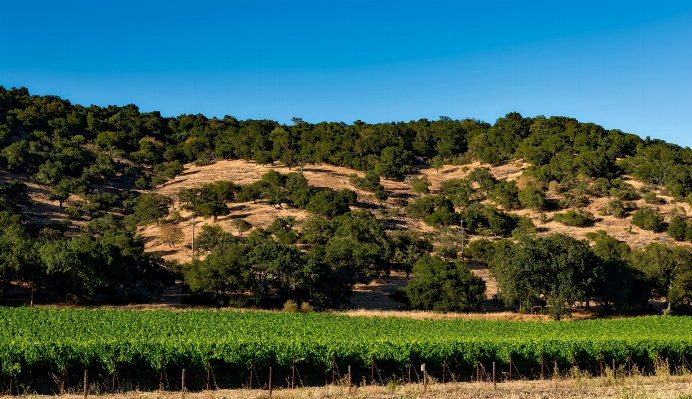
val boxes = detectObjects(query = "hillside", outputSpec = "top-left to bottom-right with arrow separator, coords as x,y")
143,159 -> 691,262
3,86 -> 692,316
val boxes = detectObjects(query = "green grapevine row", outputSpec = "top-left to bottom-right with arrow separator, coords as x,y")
2,308 -> 691,377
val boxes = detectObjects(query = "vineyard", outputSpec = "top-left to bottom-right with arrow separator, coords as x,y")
2,308 -> 692,393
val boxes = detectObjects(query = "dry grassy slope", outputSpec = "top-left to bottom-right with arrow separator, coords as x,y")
6,159 -> 692,310
145,159 -> 692,263
137,159 -> 690,308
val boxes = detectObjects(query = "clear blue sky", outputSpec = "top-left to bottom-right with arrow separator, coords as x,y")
2,1 -> 692,147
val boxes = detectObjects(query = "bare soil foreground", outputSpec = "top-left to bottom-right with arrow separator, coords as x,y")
7,375 -> 692,399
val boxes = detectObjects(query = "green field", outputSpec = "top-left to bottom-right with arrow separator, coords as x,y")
2,308 -> 692,378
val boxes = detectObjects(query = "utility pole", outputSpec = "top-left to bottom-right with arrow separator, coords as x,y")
460,216 -> 465,259
191,213 -> 195,261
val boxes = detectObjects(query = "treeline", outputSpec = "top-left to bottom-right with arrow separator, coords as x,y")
4,86 -> 692,196
466,231 -> 692,319
0,180 -> 165,302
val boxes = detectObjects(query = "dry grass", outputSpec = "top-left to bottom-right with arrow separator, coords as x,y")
14,374 -> 692,399
7,158 -> 692,312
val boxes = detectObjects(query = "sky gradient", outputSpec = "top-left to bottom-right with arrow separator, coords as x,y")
2,0 -> 692,147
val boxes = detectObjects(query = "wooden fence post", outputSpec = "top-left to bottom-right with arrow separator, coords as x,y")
613,359 -> 616,379
181,369 -> 186,392
291,356 -> 295,389
249,367 -> 253,389
83,370 -> 88,399
442,358 -> 446,384
509,356 -> 512,382
492,362 -> 496,388
541,353 -> 545,380
331,356 -> 335,385
269,367 -> 273,397
371,358 -> 374,385
421,363 -> 427,392
347,365 -> 351,393
599,352 -> 603,377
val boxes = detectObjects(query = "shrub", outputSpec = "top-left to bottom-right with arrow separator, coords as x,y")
518,186 -> 546,210
553,209 -> 595,227
643,191 -> 665,205
631,207 -> 664,232
667,216 -> 688,241
283,300 -> 299,313
599,199 -> 628,219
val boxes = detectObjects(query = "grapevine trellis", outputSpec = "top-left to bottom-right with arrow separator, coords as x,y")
2,308 -> 692,393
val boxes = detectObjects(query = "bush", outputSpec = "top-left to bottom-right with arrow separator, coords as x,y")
599,199 -> 629,219
667,216 -> 688,241
631,207 -> 664,232
553,209 -> 595,227
135,174 -> 151,189
643,191 -> 665,205
466,239 -> 495,264
518,186 -> 546,210
283,300 -> 300,313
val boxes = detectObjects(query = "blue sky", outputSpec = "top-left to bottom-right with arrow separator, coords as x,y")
2,0 -> 692,147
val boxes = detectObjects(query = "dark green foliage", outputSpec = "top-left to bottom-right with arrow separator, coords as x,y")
609,178 -> 639,200
630,243 -> 692,314
410,175 -> 431,196
489,180 -> 520,209
459,202 -> 522,237
558,190 -> 590,209
349,170 -> 385,193
642,191 -> 665,205
395,255 -> 485,312
467,167 -> 497,192
599,199 -> 630,218
440,178 -> 475,207
489,234 -> 599,320
132,193 -> 172,225
135,174 -> 151,189
389,230 -> 433,278
374,189 -> 389,202
194,224 -> 237,254
267,217 -> 299,244
182,242 -> 250,305
518,186 -> 546,210
178,181 -> 240,221
322,210 -> 392,279
405,195 -> 457,227
230,218 -> 252,235
511,215 -> 536,240
553,209 -> 595,227
235,183 -> 263,203
590,178 -> 611,197
585,231 -> 650,313
667,216 -> 688,241
631,207 -> 664,232
306,190 -> 351,218
465,238 -> 495,264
